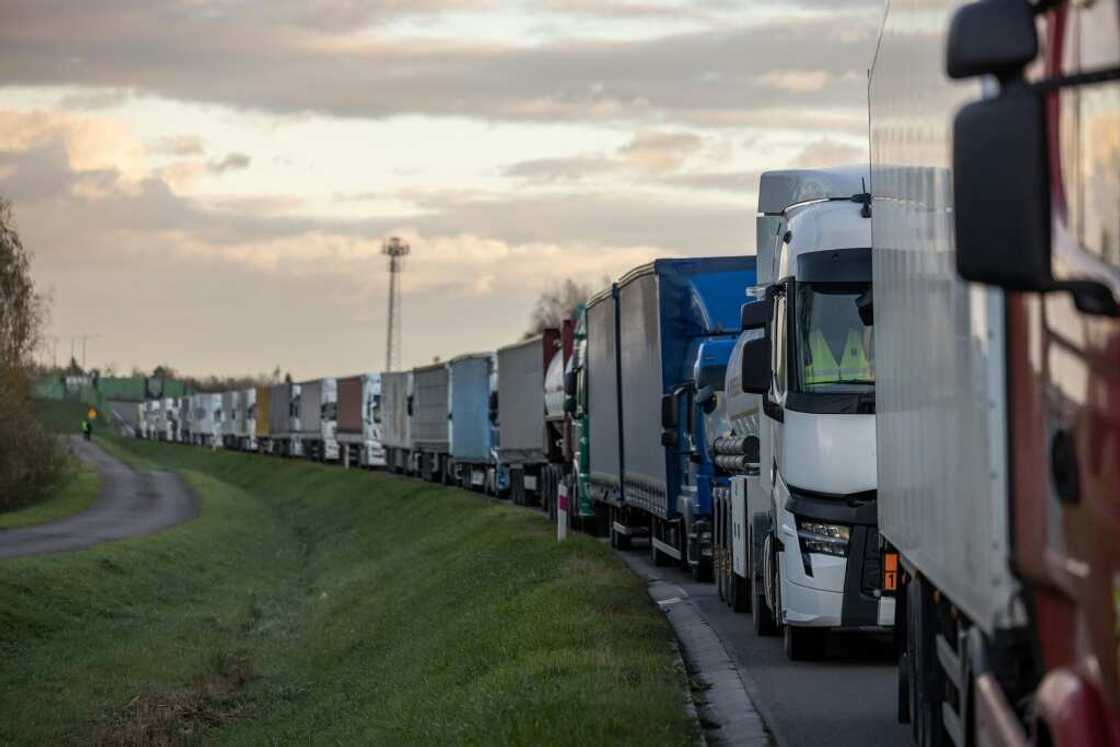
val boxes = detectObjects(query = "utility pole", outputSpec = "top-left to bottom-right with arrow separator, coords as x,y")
71,334 -> 101,371
381,237 -> 410,372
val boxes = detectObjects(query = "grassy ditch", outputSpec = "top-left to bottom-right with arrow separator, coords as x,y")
0,436 -> 696,745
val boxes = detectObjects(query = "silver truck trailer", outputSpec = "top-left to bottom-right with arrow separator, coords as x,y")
411,363 -> 450,482
496,332 -> 559,506
380,371 -> 413,474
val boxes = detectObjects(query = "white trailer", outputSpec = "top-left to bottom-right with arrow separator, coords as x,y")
239,387 -> 257,452
298,378 -> 338,462
379,371 -> 412,473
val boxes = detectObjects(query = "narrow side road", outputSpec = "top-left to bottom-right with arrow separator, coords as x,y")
0,437 -> 196,559
621,542 -> 912,747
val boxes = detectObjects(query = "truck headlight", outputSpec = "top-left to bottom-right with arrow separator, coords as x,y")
796,520 -> 850,558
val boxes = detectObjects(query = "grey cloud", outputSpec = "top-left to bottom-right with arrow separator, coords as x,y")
661,170 -> 760,193
208,152 -> 251,174
0,2 -> 878,128
503,155 -> 622,182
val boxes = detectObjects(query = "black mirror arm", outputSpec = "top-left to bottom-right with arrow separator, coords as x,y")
1054,280 -> 1120,318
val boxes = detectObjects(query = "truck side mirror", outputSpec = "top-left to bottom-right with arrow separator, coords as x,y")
563,395 -> 577,415
740,336 -> 771,395
953,90 -> 1051,291
660,393 -> 677,430
945,0 -> 1037,81
488,391 -> 498,424
857,288 -> 874,327
407,395 -> 414,417
740,298 -> 771,331
660,430 -> 678,448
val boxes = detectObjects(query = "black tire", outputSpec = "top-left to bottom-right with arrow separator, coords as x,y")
752,534 -> 778,636
784,625 -> 827,661
731,573 -> 751,613
911,577 -> 947,747
717,549 -> 726,602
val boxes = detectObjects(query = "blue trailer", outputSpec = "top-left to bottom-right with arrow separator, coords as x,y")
448,353 -> 496,492
608,257 -> 757,577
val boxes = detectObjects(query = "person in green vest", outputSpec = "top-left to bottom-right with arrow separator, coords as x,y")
80,417 -> 92,441
803,321 -> 874,386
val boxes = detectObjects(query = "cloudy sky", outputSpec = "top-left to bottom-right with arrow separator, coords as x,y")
0,0 -> 881,378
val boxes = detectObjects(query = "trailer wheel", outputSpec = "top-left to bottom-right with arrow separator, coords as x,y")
731,573 -> 751,614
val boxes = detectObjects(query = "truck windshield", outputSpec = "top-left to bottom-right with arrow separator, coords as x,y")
793,282 -> 874,393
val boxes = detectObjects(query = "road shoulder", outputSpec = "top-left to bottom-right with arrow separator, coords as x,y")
618,551 -> 774,747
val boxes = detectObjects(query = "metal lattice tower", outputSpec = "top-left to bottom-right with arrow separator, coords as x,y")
382,237 -> 410,372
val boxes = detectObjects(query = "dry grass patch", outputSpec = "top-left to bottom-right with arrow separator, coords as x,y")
93,656 -> 256,746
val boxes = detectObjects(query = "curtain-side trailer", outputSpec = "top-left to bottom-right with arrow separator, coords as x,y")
587,285 -> 625,543
448,353 -> 494,491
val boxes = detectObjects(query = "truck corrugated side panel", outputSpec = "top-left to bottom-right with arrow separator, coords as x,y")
270,383 -> 290,435
449,357 -> 491,462
380,371 -> 412,449
870,7 -> 1016,636
255,386 -> 271,438
497,338 -> 547,463
587,290 -> 622,504
300,381 -> 322,433
222,391 -> 237,436
337,376 -> 364,434
412,365 -> 450,452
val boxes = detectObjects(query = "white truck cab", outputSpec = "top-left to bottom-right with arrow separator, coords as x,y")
740,167 -> 891,660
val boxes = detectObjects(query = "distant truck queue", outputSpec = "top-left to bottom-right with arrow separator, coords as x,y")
130,1 -> 1118,744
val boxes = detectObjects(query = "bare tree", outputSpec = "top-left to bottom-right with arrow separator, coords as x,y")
0,197 -> 65,509
0,198 -> 45,371
525,278 -> 594,337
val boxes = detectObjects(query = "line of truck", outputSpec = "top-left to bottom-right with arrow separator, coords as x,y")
130,1 -> 1117,744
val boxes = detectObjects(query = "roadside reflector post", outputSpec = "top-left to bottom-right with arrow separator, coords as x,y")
557,481 -> 569,542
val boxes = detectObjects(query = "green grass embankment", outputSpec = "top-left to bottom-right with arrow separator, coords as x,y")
0,436 -> 696,745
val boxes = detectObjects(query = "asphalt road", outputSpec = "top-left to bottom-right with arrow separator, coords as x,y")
0,437 -> 196,559
621,543 -> 912,747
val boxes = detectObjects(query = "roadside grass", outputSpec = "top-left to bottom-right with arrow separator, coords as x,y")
0,461 -> 99,530
0,436 -> 696,745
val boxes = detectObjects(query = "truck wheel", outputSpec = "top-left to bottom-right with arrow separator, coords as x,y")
731,573 -> 751,613
784,625 -> 827,661
752,537 -> 777,636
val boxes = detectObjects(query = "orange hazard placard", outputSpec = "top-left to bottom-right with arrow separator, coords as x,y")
87,408 -> 98,420
883,553 -> 898,592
